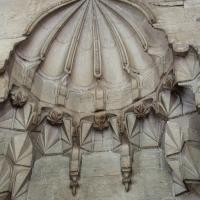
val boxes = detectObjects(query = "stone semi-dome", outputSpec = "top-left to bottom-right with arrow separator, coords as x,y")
10,0 -> 172,113
2,1 -> 200,200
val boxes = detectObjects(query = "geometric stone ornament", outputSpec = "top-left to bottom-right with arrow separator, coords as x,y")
6,133 -> 33,200
11,165 -> 31,199
126,112 -> 165,148
7,133 -> 33,167
0,95 -> 37,132
164,114 -> 200,196
157,90 -> 183,119
0,156 -> 12,196
0,89 -> 34,200
0,131 -> 33,200
0,0 -> 200,199
174,48 -> 200,112
36,123 -> 64,155
33,109 -> 73,156
174,49 -> 200,83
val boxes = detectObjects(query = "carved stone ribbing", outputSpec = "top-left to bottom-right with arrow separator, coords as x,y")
0,0 -> 200,199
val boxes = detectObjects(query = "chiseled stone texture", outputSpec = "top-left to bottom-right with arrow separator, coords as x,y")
0,0 -> 200,200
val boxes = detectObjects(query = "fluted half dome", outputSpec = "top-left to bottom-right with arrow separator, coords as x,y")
10,0 -> 172,113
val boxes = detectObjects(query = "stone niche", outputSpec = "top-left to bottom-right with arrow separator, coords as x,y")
0,0 -> 200,200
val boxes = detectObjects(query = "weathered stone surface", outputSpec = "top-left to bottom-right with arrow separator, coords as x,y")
0,0 -> 200,200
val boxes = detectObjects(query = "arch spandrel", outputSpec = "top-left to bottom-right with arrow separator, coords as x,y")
0,1 -> 200,200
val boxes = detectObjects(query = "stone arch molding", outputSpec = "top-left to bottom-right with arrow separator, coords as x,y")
0,0 -> 199,200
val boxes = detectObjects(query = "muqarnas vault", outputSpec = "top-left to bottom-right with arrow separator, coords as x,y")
0,0 -> 200,200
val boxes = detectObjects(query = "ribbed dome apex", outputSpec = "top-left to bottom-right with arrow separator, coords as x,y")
10,0 -> 172,113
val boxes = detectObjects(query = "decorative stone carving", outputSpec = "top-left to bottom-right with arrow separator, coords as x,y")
5,133 -> 33,200
93,111 -> 109,130
157,90 -> 182,119
174,48 -> 200,83
0,0 -> 200,199
79,120 -> 93,152
10,87 -> 28,108
133,101 -> 152,119
0,87 -> 36,200
109,116 -> 121,147
125,112 -> 165,148
120,135 -> 132,192
69,140 -> 80,196
32,110 -> 73,156
46,108 -> 63,126
162,72 -> 176,90
8,0 -> 172,113
164,114 -> 200,196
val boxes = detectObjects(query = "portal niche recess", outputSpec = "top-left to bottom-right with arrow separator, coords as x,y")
0,0 -> 200,200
